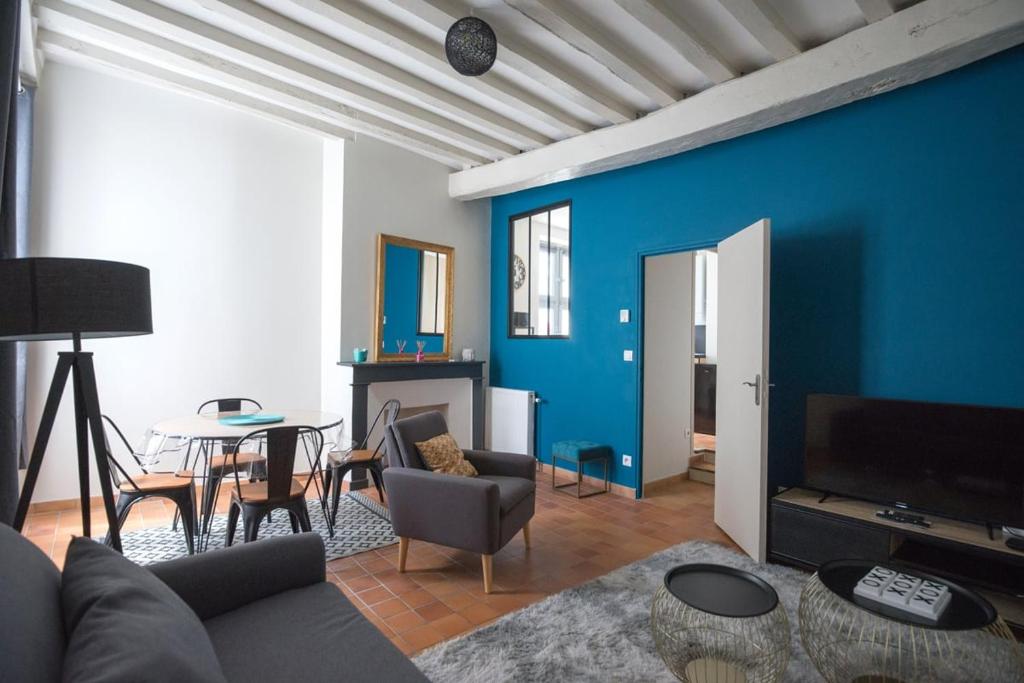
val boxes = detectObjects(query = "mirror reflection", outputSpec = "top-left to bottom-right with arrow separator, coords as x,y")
374,235 -> 454,361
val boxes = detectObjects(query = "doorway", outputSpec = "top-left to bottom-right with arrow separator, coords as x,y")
640,249 -> 717,492
639,220 -> 772,561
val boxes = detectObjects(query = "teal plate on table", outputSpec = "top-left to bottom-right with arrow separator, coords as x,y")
217,413 -> 285,426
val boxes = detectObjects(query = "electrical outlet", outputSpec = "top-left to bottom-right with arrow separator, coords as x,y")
623,349 -> 634,362
622,454 -> 632,467
619,309 -> 630,323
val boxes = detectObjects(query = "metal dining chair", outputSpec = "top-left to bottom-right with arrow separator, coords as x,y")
184,397 -> 268,539
324,399 -> 399,524
225,425 -> 323,544
102,415 -> 198,554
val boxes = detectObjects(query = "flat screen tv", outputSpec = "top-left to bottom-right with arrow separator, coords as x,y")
803,394 -> 1024,527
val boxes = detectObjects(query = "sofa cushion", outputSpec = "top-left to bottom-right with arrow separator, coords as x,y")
203,582 -> 428,682
0,523 -> 65,683
61,537 -> 226,683
477,475 -> 534,515
416,432 -> 478,477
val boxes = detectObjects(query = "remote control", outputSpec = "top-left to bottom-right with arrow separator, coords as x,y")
876,509 -> 932,528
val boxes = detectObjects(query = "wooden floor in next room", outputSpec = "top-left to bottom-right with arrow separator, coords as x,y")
23,471 -> 733,656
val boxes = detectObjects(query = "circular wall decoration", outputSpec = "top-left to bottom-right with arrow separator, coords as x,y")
445,17 -> 497,77
513,255 -> 526,290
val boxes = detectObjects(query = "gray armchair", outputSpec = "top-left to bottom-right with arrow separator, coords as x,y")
383,411 -> 536,593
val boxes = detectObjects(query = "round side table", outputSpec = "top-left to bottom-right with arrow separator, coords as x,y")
799,560 -> 1024,683
651,564 -> 790,683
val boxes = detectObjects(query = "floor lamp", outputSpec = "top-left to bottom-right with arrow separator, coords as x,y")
2,258 -> 152,552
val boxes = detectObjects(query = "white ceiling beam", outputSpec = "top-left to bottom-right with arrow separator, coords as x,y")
612,0 -> 737,83
36,3 -> 488,168
387,0 -> 634,124
505,0 -> 680,107
450,0 -> 1024,199
281,0 -> 590,137
72,0 -> 516,161
854,0 -> 895,24
195,0 -> 549,151
19,0 -> 43,86
38,30 -> 356,141
717,0 -> 802,62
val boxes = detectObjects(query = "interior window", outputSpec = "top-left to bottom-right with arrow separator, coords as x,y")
509,202 -> 571,338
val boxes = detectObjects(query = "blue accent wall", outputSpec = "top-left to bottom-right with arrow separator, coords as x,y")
489,46 -> 1024,494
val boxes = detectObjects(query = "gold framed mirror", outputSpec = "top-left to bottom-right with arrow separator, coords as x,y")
373,234 -> 455,362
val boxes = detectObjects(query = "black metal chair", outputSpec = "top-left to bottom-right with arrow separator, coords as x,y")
225,425 -> 323,545
187,397 -> 267,536
324,399 -> 399,523
101,415 -> 198,554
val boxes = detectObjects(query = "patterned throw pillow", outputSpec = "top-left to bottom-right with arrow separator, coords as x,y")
415,433 -> 478,477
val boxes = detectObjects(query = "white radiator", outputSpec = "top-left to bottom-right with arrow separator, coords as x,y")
486,387 -> 535,456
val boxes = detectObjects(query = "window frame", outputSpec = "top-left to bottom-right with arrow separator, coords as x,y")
507,200 -> 572,339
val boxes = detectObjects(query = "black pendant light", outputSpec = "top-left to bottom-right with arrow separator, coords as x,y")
445,17 -> 497,77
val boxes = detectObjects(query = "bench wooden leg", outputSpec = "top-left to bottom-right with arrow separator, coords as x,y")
523,521 -> 531,548
481,554 -> 493,594
398,536 -> 409,573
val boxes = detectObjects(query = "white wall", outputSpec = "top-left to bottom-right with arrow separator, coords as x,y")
643,251 -> 694,485
322,135 -> 490,442
27,64 -> 325,502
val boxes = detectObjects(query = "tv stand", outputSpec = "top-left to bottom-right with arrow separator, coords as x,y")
771,488 -> 1024,635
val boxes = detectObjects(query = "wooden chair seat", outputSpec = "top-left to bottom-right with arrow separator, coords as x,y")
234,478 -> 305,503
328,449 -> 378,466
119,470 -> 194,493
209,451 -> 265,470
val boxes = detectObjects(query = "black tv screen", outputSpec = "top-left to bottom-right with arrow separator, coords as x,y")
803,394 -> 1024,527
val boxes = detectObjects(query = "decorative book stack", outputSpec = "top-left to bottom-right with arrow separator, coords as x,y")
853,566 -> 951,620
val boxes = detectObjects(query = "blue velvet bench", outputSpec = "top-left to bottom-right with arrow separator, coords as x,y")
551,440 -> 611,498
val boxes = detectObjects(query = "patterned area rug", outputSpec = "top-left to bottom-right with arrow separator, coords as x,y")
108,492 -> 396,565
414,540 -> 822,682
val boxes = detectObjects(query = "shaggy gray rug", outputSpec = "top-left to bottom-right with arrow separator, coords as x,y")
414,540 -> 820,682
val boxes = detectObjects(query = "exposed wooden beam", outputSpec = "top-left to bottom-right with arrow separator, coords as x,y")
717,0 -> 802,62
19,0 -> 43,86
855,0 -> 895,24
195,0 -> 550,150
387,0 -> 634,124
450,0 -> 1024,199
505,0 -> 680,108
282,0 -> 590,137
75,0 -> 516,161
612,0 -> 737,83
36,3 -> 488,168
38,30 -> 357,142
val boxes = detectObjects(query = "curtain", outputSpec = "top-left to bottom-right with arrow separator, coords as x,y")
0,0 -> 25,526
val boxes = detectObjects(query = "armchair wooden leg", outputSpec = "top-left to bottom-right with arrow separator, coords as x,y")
522,521 -> 531,548
481,554 -> 493,594
398,536 -> 409,573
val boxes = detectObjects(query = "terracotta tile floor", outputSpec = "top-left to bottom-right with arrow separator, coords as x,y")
24,469 -> 736,656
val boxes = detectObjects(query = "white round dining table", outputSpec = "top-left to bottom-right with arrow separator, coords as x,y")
149,410 -> 343,551
151,410 -> 343,440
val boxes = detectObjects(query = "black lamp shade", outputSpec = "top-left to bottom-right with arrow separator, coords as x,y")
0,258 -> 152,341
445,17 -> 497,77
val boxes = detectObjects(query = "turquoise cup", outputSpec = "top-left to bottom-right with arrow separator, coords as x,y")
353,348 -> 368,363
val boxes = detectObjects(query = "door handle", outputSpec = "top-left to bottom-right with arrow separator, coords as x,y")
742,374 -> 762,406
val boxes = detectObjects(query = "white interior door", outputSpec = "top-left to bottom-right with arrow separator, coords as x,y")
714,219 -> 771,561
642,252 -> 694,488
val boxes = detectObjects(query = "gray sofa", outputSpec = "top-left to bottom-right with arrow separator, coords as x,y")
383,410 -> 536,593
0,523 -> 428,682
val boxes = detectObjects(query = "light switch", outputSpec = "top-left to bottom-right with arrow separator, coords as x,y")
619,309 -> 630,323
623,350 -> 634,362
